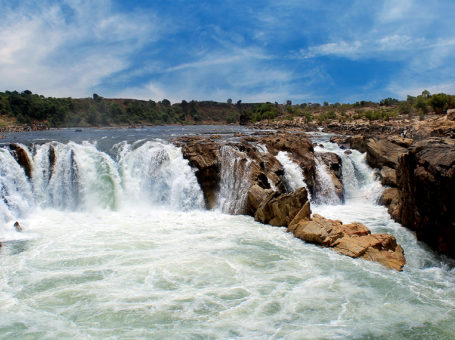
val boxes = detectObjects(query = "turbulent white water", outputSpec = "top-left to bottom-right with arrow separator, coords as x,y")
1,135 -> 455,339
313,156 -> 342,205
276,151 -> 311,199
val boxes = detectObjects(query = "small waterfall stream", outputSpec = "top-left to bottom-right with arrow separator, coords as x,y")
216,145 -> 252,214
275,151 -> 311,198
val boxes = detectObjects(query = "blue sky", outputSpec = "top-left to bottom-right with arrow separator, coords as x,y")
0,0 -> 454,103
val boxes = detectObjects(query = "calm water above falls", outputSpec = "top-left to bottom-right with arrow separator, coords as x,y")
0,127 -> 454,339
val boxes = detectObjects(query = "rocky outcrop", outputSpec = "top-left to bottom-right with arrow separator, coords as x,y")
380,166 -> 397,187
380,188 -> 401,221
178,133 -> 316,212
177,137 -> 221,208
9,144 -> 33,178
289,214 -> 406,271
365,138 -> 408,170
254,187 -> 308,226
397,138 -> 455,257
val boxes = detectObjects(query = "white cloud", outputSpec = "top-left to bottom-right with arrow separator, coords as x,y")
300,35 -> 430,59
0,1 -> 158,97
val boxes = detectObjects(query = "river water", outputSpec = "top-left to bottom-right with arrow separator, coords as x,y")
0,127 -> 454,339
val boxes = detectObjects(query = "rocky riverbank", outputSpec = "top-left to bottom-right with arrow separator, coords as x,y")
316,112 -> 455,258
174,132 -> 405,270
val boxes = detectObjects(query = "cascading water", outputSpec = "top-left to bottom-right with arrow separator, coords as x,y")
275,151 -> 311,198
216,145 -> 252,214
313,143 -> 382,203
0,140 -> 204,231
1,128 -> 455,339
116,140 -> 204,210
313,155 -> 342,205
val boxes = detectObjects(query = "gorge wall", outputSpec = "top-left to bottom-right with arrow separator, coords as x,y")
343,134 -> 455,258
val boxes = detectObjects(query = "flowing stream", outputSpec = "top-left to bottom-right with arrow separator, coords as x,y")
0,128 -> 454,339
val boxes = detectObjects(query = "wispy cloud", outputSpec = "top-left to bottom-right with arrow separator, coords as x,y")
0,0 -> 158,97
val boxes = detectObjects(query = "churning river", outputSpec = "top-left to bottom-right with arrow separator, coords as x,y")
0,126 -> 454,339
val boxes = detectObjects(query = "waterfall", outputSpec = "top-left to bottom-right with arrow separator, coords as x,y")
314,143 -> 382,203
0,141 -> 204,229
216,145 -> 252,214
117,140 -> 204,210
0,148 -> 34,224
313,156 -> 342,205
275,151 -> 311,198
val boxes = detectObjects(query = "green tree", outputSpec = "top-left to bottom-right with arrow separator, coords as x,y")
429,93 -> 452,114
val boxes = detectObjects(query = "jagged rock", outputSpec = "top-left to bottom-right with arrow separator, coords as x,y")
380,166 -> 397,187
289,214 -> 406,271
177,137 -> 220,209
347,135 -> 367,153
246,184 -> 274,214
365,137 -> 408,169
388,136 -> 414,148
255,187 -> 308,226
9,144 -> 33,178
14,221 -> 22,232
397,138 -> 455,257
380,188 -> 401,221
288,201 -> 311,230
177,135 -> 287,211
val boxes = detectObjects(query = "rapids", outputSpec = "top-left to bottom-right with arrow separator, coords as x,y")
0,127 -> 454,339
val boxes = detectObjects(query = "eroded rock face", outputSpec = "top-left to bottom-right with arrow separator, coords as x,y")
397,138 -> 455,257
380,166 -> 397,187
380,188 -> 401,221
289,214 -> 406,271
178,133 -> 316,213
366,138 -> 408,170
254,187 -> 308,226
9,144 -> 33,178
177,137 -> 221,208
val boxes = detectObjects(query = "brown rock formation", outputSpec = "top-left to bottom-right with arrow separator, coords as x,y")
9,144 -> 33,178
379,188 -> 401,221
177,136 -> 221,208
254,187 -> 309,226
380,166 -> 397,187
397,138 -> 455,257
365,137 -> 408,169
289,214 -> 406,271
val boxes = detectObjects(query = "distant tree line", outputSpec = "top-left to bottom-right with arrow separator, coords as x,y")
0,90 -> 454,127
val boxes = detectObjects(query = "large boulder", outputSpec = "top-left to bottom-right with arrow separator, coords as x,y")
255,187 -> 308,226
289,214 -> 406,271
347,135 -> 367,153
365,137 -> 408,169
397,138 -> 455,257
